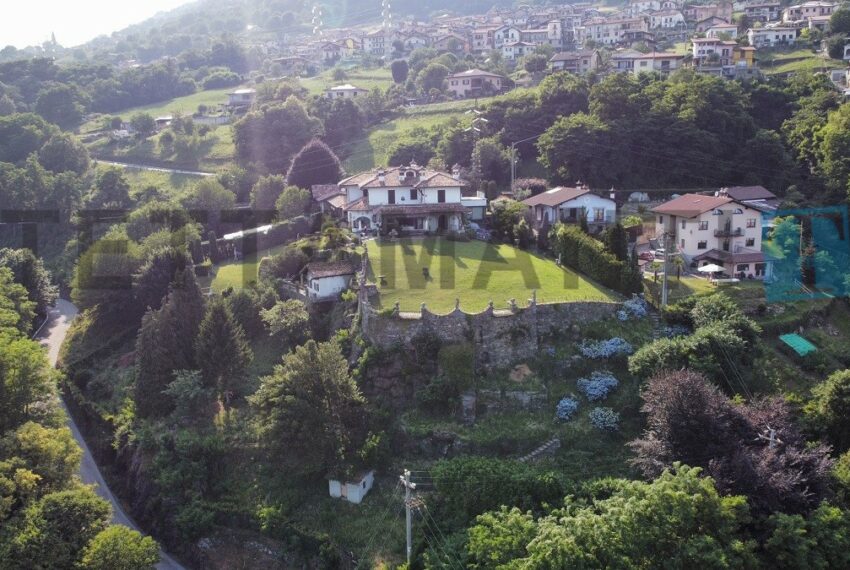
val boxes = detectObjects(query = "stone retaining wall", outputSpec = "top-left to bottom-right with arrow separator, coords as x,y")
360,296 -> 620,370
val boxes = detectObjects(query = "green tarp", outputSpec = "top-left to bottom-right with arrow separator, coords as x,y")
779,333 -> 818,356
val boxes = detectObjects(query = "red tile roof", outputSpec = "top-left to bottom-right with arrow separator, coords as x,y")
651,193 -> 732,218
311,184 -> 342,202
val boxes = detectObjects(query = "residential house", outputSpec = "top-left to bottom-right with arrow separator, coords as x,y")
627,0 -> 662,16
631,51 -> 685,75
611,49 -> 648,72
341,163 -> 471,233
521,186 -> 616,232
432,33 -> 470,53
747,26 -> 797,48
652,193 -> 772,279
226,88 -> 256,108
579,17 -> 650,46
324,84 -> 369,99
706,23 -> 740,38
328,471 -> 374,504
720,186 -> 780,222
549,50 -> 602,74
650,9 -> 686,28
684,3 -> 734,23
691,37 -> 738,65
400,31 -> 431,51
783,1 -> 837,22
472,25 -> 499,53
502,40 -> 536,60
446,68 -> 505,98
305,262 -> 356,301
320,42 -> 342,64
338,37 -> 362,57
695,15 -> 731,32
743,1 -> 782,23
462,191 -> 488,221
311,184 -> 347,218
363,29 -> 393,56
494,25 -> 522,48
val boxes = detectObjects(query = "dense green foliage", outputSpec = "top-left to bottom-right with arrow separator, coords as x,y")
549,224 -> 642,294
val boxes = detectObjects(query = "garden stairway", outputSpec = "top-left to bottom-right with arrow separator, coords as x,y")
649,310 -> 665,340
519,437 -> 561,463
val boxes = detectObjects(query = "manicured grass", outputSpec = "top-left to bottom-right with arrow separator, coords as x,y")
207,242 -> 292,292
766,56 -> 845,75
93,163 -> 200,199
365,238 -> 617,313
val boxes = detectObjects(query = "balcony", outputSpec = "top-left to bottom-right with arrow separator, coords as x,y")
714,227 -> 743,237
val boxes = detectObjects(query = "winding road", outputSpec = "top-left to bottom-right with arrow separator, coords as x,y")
37,299 -> 186,570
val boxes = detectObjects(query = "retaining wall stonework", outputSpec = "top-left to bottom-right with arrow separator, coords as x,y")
360,298 -> 620,370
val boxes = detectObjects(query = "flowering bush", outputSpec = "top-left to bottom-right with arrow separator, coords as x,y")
555,397 -> 579,422
544,347 -> 556,358
589,407 -> 620,431
579,337 -> 634,359
577,371 -> 619,401
617,297 -> 649,321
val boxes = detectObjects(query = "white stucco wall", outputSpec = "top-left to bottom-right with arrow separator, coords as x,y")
309,275 -> 351,300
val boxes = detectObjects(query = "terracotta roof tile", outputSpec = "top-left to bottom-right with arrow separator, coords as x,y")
306,262 -> 355,279
651,193 -> 732,218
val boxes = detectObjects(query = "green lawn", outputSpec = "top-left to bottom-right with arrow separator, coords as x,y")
759,47 -> 845,75
206,242 -> 292,292
93,164 -> 199,199
365,238 -> 617,313
643,274 -> 716,305
81,87 -> 237,132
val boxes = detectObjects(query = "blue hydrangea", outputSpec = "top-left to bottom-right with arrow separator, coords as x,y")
577,371 -> 619,401
589,407 -> 620,431
544,347 -> 556,358
579,337 -> 634,358
555,397 -> 579,422
661,324 -> 691,338
617,297 -> 649,321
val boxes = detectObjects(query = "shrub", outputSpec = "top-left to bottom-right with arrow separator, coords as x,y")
617,296 -> 648,321
577,371 -> 619,401
550,224 -> 641,294
579,337 -> 633,359
556,396 -> 580,421
589,407 -> 620,431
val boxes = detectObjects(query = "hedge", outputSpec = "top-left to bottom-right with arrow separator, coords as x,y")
550,224 -> 641,294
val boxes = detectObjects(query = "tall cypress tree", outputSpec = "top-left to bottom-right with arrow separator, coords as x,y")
285,138 -> 343,189
195,298 -> 252,408
134,268 -> 206,419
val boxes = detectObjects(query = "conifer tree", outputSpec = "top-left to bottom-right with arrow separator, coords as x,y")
195,297 -> 252,407
285,138 -> 343,189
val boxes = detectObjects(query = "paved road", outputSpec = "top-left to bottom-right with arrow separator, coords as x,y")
37,299 -> 186,570
94,158 -> 214,177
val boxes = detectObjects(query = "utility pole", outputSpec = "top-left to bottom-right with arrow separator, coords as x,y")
756,426 -> 783,449
661,231 -> 670,307
400,469 -> 417,565
509,133 -> 544,191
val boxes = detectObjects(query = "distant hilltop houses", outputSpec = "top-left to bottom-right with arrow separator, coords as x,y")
226,0 -> 849,92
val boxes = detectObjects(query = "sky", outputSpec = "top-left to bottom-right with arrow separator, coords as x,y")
1,0 -> 195,49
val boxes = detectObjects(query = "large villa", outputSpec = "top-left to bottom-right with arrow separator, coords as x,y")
340,163 -> 486,234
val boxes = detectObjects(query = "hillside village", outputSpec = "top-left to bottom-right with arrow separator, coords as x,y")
2,0 -> 850,568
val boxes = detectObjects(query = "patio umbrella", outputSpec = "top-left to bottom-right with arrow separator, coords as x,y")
697,263 -> 724,273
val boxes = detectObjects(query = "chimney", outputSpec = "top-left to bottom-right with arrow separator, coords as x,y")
451,163 -> 462,180
377,168 -> 386,185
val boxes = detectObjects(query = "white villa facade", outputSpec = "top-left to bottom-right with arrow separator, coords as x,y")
305,262 -> 356,301
341,164 -> 472,234
521,186 -> 617,232
652,193 -> 772,279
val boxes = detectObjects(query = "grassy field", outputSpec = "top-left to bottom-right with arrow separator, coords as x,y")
206,242 -> 292,292
365,237 -> 617,313
93,163 -> 200,198
760,47 -> 845,75
300,67 -> 394,95
88,124 -> 235,172
81,87 -> 237,132
341,97 -> 510,172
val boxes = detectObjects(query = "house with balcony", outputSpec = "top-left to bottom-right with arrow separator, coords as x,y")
706,23 -> 739,38
652,193 -> 772,279
446,69 -> 505,97
743,1 -> 782,22
782,1 -> 837,23
747,26 -> 797,48
341,163 -> 474,234
549,50 -> 602,74
324,84 -> 369,99
521,186 -> 616,232
627,51 -> 685,75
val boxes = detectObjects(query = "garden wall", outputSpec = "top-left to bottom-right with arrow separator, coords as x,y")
360,297 -> 620,370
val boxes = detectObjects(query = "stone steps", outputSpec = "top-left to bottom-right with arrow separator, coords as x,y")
518,437 -> 561,463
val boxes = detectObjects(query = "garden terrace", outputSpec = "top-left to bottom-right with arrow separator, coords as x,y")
365,237 -> 617,314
